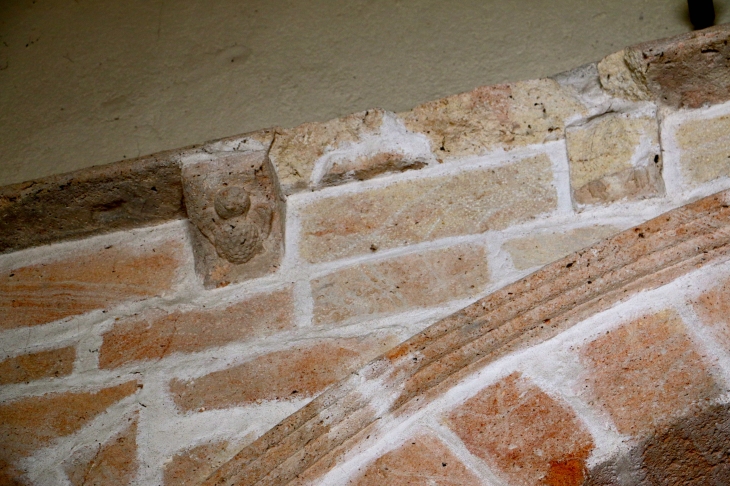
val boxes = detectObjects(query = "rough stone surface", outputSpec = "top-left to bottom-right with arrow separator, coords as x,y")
204,191 -> 730,486
164,440 -> 242,486
312,244 -> 489,325
347,432 -> 481,485
269,110 -> 385,195
0,381 -> 138,477
300,154 -> 557,263
566,113 -> 663,205
0,346 -> 76,385
504,225 -> 619,270
692,276 -> 730,349
619,24 -> 730,108
99,287 -> 294,369
675,112 -> 730,186
597,50 -> 651,102
0,154 -> 184,254
0,240 -> 184,330
399,79 -> 586,158
182,149 -> 285,288
170,334 -> 399,412
65,415 -> 138,486
319,151 -> 428,188
579,310 -> 721,437
447,373 -> 594,486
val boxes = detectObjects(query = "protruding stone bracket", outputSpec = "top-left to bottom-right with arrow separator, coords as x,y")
182,149 -> 285,288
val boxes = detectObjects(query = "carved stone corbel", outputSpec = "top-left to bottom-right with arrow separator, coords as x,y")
181,147 -> 284,288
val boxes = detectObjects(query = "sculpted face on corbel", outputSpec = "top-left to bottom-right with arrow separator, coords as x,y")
182,148 -> 284,288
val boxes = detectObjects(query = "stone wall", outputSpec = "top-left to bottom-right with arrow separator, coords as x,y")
2,25 -> 730,486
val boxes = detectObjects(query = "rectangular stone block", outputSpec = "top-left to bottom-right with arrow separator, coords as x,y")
300,154 -> 557,263
0,238 -> 185,330
0,154 -> 184,254
446,373 -> 594,486
64,416 -> 138,486
312,244 -> 489,326
675,112 -> 730,186
347,432 -> 481,485
99,287 -> 294,369
504,225 -> 619,270
579,310 -> 720,437
0,346 -> 76,385
170,334 -> 399,413
400,79 -> 586,159
0,381 -> 138,470
566,113 -> 663,205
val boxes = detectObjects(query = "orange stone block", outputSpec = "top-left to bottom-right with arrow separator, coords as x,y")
163,440 -> 241,486
447,373 -> 594,486
0,381 -> 138,472
0,240 -> 184,330
170,334 -> 399,412
99,287 -> 294,368
692,277 -> 730,350
65,415 -> 138,486
348,432 -> 481,485
0,346 -> 75,385
580,310 -> 720,437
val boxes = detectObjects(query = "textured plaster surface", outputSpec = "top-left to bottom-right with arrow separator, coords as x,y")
0,0 -> 719,186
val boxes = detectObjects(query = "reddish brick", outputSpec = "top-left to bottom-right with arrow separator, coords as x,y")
692,276 -> 730,350
99,287 -> 294,369
0,346 -> 75,385
0,381 -> 138,470
65,415 -> 138,486
170,334 -> 399,412
580,310 -> 721,437
0,240 -> 184,330
447,373 -> 594,486
163,440 -> 241,486
348,432 -> 481,485
312,244 -> 489,325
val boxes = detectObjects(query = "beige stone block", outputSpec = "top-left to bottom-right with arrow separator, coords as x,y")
399,79 -> 586,158
567,113 -> 663,205
269,110 -> 386,194
597,50 -> 651,102
579,310 -> 721,437
447,373 -> 594,486
0,346 -> 76,385
675,113 -> 730,186
347,432 -> 482,485
504,225 -> 620,270
299,154 -> 557,263
312,244 -> 489,325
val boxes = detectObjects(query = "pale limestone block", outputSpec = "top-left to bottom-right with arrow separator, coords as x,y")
566,112 -> 663,205
675,112 -> 730,186
504,225 -> 619,270
597,50 -> 651,102
399,79 -> 586,159
299,154 -> 557,263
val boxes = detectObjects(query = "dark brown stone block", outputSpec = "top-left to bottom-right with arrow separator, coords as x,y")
0,153 -> 185,253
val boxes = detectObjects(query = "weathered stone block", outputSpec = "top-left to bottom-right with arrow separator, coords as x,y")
99,287 -> 294,369
0,381 -> 138,476
399,79 -> 586,158
347,432 -> 481,485
312,244 -> 489,325
447,373 -> 594,486
0,239 -> 185,330
692,276 -> 730,350
579,310 -> 720,437
597,50 -> 652,102
0,347 -> 76,385
64,416 -> 138,486
566,113 -> 663,205
300,154 -> 557,263
504,225 -> 619,270
675,112 -> 730,186
170,334 -> 398,412
164,441 -> 242,486
182,150 -> 285,288
0,154 -> 185,254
